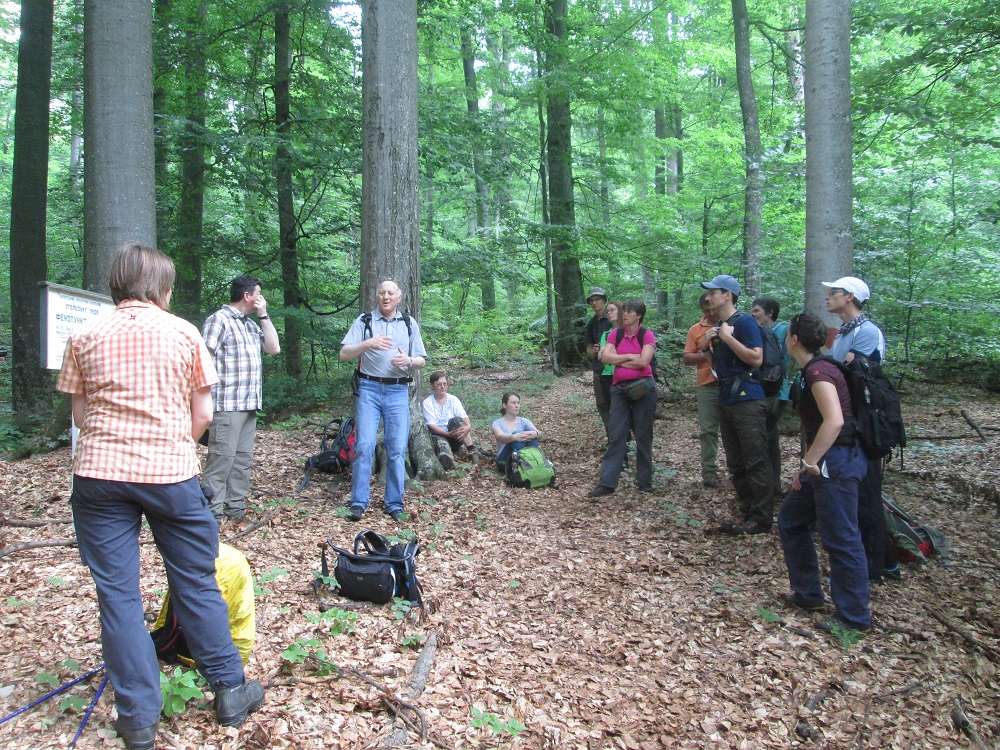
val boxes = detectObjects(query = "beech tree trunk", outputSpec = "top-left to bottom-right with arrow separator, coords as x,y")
731,0 -> 763,298
804,0 -> 853,321
360,0 -> 444,481
84,0 -> 157,292
9,0 -> 54,426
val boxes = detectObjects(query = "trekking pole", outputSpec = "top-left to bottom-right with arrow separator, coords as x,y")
0,664 -> 106,726
69,673 -> 109,748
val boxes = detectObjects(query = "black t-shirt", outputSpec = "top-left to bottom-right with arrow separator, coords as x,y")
798,357 -> 853,439
584,315 -> 612,373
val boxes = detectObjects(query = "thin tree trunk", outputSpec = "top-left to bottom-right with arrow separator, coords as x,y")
174,0 -> 207,321
804,0 -> 853,320
460,27 -> 495,311
535,49 -> 558,376
544,0 -> 582,366
731,0 -> 763,298
84,0 -> 157,292
275,0 -> 302,381
10,0 -> 55,426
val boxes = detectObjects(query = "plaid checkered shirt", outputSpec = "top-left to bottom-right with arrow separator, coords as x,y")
56,300 -> 218,483
202,304 -> 264,412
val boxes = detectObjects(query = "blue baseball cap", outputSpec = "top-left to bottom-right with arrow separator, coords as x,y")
700,274 -> 741,296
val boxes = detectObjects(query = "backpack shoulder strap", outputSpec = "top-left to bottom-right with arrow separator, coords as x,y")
360,312 -> 373,339
355,529 -> 391,556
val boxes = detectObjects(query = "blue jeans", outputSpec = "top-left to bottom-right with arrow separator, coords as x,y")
352,379 -> 410,512
777,445 -> 871,630
71,475 -> 245,730
598,379 -> 657,491
496,438 -> 540,471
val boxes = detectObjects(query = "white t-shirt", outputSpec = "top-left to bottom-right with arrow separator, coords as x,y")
422,393 -> 469,431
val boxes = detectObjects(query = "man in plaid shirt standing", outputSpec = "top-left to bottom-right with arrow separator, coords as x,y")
202,275 -> 280,522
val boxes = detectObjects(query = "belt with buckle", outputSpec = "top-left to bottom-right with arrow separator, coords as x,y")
358,372 -> 413,385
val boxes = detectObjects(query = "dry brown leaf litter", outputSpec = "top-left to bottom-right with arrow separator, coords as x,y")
0,371 -> 998,749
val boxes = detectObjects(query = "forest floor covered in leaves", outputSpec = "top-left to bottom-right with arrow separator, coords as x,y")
1,368 -> 999,749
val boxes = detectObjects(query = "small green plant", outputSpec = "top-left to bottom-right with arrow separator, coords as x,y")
470,707 -> 527,737
388,529 -> 416,544
59,694 -> 89,713
453,496 -> 469,507
391,597 -> 412,620
255,566 -> 288,596
160,668 -> 206,718
334,505 -> 352,518
281,638 -> 338,676
306,608 -> 358,636
427,521 -> 444,539
36,672 -> 59,688
475,514 -> 488,531
46,576 -> 65,588
508,580 -> 522,589
62,659 -> 81,672
6,596 -> 32,607
829,622 -> 864,649
659,503 -> 702,527
756,606 -> 782,624
401,633 -> 425,649
311,570 -> 339,590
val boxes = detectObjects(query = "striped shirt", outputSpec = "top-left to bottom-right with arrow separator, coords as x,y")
202,305 -> 264,412
56,300 -> 218,483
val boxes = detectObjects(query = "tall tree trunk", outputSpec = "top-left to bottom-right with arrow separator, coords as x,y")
361,0 -> 442,478
174,0 -> 207,321
535,50 -> 559,376
84,0 -> 157,293
544,0 -> 582,366
360,0 -> 421,314
731,0 -> 763,298
460,27 -> 495,311
9,0 -> 54,426
69,0 -> 83,196
275,0 -> 302,381
804,0 -> 853,320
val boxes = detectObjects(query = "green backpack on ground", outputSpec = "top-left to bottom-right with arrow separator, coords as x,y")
505,446 -> 556,488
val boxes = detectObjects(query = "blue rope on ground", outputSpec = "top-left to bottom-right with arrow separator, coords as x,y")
0,664 -> 106,726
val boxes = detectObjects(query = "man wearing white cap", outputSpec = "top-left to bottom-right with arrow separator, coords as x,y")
584,287 -> 613,440
822,275 -> 898,584
822,276 -> 885,363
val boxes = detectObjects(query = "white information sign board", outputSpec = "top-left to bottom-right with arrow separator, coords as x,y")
40,282 -> 115,370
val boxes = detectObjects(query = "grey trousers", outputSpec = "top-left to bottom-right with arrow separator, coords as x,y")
203,410 -> 257,519
695,384 -> 720,481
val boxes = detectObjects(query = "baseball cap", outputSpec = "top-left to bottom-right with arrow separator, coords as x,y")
586,287 -> 607,302
700,275 -> 741,296
821,276 -> 870,302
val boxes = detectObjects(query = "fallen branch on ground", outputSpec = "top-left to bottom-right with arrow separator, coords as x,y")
960,410 -> 989,443
950,697 -> 989,750
930,610 -> 1000,663
1,516 -> 72,527
387,633 -> 438,748
0,538 -> 77,558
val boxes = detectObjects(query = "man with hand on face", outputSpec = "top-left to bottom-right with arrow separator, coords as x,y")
700,274 -> 773,536
202,275 -> 281,523
339,279 -> 427,523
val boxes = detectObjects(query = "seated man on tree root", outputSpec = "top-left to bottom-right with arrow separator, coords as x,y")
422,371 -> 481,469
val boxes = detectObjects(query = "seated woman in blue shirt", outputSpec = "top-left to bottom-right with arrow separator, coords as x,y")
491,391 -> 540,472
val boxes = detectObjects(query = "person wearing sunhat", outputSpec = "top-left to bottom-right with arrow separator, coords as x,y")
822,275 -> 898,585
584,286 -> 613,441
699,274 -> 774,535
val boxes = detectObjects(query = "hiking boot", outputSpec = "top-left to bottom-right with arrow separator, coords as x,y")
113,720 -> 157,750
719,517 -> 747,533
468,445 -> 482,464
782,592 -> 826,613
588,485 -> 614,498
814,614 -> 873,636
348,505 -> 364,522
437,451 -> 454,470
214,679 -> 265,728
729,520 -> 771,536
387,510 -> 404,523
882,566 -> 903,581
637,484 -> 654,493
702,477 -> 719,488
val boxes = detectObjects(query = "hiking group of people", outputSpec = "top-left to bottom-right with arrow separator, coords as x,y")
584,275 -> 899,634
55,242 -> 896,748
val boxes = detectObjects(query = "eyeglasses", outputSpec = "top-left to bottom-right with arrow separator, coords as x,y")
828,288 -> 848,296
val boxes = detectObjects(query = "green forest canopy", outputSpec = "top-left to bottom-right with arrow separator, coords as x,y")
2,0 -> 999,415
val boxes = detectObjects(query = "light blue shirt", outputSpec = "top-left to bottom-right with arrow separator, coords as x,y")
341,310 -> 427,378
829,320 -> 885,363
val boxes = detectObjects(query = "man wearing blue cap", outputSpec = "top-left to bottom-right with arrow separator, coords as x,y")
699,274 -> 773,535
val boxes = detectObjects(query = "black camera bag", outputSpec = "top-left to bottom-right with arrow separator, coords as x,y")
314,530 -> 422,607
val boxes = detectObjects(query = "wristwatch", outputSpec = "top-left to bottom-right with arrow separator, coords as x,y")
258,315 -> 269,320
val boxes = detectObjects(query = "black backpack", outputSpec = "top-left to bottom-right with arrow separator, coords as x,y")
314,530 -> 422,607
821,354 -> 906,460
755,324 -> 786,397
297,417 -> 357,492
